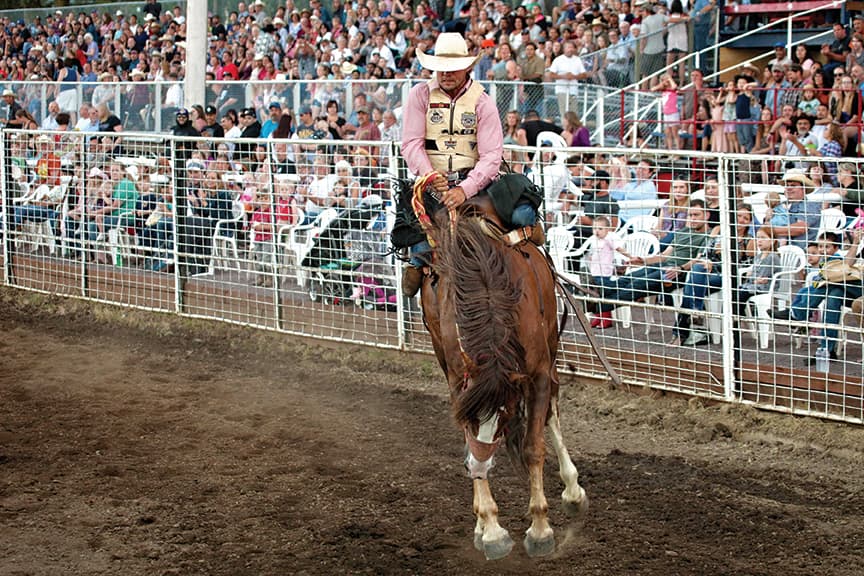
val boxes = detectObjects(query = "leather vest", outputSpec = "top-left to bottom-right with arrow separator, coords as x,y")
424,80 -> 484,174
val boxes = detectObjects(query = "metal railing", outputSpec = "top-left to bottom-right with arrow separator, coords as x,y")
2,132 -> 864,424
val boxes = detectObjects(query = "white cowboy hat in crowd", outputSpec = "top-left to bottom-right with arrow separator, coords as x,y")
416,32 -> 479,72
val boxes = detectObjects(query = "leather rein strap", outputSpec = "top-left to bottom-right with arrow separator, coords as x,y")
554,276 -> 624,390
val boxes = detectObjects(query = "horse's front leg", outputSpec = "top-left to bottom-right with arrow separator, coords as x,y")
548,395 -> 589,517
523,373 -> 556,557
472,478 -> 513,560
467,414 -> 513,560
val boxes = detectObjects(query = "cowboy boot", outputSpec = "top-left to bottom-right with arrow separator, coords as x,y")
402,265 -> 424,297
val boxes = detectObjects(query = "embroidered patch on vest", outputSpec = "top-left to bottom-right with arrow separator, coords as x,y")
430,110 -> 445,124
460,112 -> 477,129
429,102 -> 451,109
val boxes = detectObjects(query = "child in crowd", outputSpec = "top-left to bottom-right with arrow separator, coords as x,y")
735,75 -> 757,152
772,233 -> 842,325
763,191 -> 790,230
722,80 -> 741,153
249,190 -> 275,287
652,73 -> 681,150
586,215 -> 632,329
738,227 -> 782,304
798,83 -> 820,118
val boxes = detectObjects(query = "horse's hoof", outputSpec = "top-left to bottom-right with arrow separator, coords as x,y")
524,533 -> 556,557
562,488 -> 589,518
482,532 -> 514,560
473,531 -> 484,552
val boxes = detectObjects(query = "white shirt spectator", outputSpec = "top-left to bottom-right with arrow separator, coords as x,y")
548,53 -> 586,95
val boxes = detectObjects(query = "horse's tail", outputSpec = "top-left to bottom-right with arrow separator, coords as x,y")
437,216 -> 527,431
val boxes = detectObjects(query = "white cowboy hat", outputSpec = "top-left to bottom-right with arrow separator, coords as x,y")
416,32 -> 479,72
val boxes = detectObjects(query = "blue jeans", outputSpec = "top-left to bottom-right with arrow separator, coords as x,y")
599,265 -> 673,312
13,205 -> 57,230
680,262 -> 722,312
511,203 -> 538,227
793,283 -> 864,352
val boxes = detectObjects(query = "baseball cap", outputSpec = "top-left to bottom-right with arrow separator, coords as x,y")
186,159 -> 205,171
773,41 -> 785,48
241,107 -> 256,117
481,39 -> 495,48
176,107 -> 189,116
268,101 -> 282,109
356,106 -> 369,114
205,105 -> 217,115
299,105 -> 312,115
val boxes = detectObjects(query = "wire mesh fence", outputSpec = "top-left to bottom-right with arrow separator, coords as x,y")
2,132 -> 863,424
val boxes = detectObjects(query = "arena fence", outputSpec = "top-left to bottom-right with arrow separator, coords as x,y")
2,132 -> 862,425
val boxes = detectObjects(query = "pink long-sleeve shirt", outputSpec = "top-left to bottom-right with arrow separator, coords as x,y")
401,78 -> 503,198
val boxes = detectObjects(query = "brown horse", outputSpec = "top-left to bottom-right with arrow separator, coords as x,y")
418,195 -> 588,560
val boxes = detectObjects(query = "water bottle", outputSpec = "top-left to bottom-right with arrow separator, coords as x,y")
815,347 -> 830,373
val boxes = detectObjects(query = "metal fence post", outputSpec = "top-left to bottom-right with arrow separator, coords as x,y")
717,156 -> 737,401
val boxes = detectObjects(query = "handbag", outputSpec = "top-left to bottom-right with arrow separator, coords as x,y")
819,259 -> 864,284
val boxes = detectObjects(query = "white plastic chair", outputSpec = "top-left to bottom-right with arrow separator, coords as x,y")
617,232 -> 661,331
743,190 -> 787,226
546,226 -> 582,286
816,207 -> 847,238
202,199 -> 247,275
619,214 -> 659,235
745,245 -> 808,349
284,207 -> 340,287
107,210 -> 138,267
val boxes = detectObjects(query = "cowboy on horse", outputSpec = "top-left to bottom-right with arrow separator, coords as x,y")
394,32 -> 545,297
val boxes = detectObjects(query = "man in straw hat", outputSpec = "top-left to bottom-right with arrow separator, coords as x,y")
397,32 -> 542,297
769,169 -> 822,250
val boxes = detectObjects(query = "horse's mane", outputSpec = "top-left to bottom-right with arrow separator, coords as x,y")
435,215 -> 527,426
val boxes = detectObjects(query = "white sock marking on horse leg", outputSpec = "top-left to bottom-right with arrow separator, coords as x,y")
548,399 -> 585,505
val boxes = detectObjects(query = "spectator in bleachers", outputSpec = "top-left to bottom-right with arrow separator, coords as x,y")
770,232 -> 843,356
561,111 -> 591,147
547,40 -> 588,119
833,162 -> 864,218
665,0 -> 688,82
260,102 -> 282,139
570,169 -> 620,242
202,105 -> 225,138
689,0 -> 716,71
762,64 -> 789,118
638,2 -> 665,89
96,103 -> 122,133
0,88 -> 25,129
769,170 -> 822,250
87,161 -> 139,248
237,106 -> 263,162
778,115 -> 820,169
610,158 -> 658,223
822,22 -> 851,81
604,27 -> 632,88
828,75 -> 861,151
597,199 -> 711,320
586,214 -> 633,329
654,179 -> 690,249
781,63 -> 805,112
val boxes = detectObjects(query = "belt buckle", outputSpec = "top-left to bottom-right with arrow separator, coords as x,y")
446,171 -> 459,186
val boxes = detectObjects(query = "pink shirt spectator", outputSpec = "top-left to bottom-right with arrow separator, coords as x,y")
401,78 -> 503,199
588,236 -> 622,278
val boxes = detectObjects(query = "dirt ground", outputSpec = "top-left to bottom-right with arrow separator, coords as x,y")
2,288 -> 864,576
